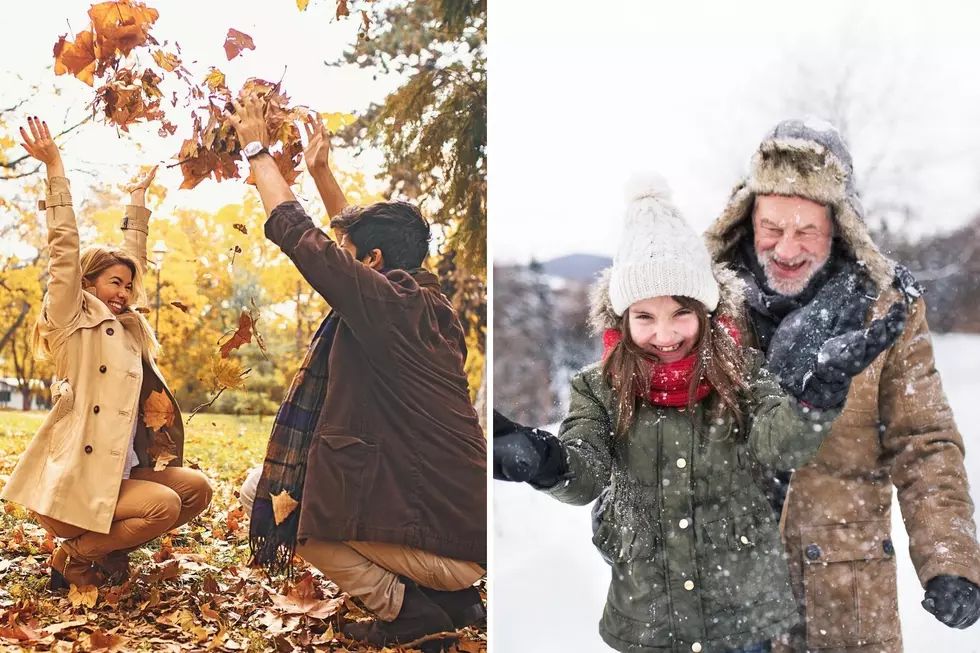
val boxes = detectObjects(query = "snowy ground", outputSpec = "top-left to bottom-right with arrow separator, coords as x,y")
492,334 -> 980,652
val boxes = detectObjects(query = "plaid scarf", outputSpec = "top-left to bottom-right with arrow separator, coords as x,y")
249,310 -> 340,575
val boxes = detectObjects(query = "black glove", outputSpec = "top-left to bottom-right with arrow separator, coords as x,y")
492,409 -> 567,485
922,575 -> 980,629
766,271 -> 907,408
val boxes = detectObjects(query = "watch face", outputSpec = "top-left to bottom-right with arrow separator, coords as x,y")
244,142 -> 262,157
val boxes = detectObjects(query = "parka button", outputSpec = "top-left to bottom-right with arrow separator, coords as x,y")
883,539 -> 894,555
106,327 -> 114,336
684,580 -> 695,591
676,458 -> 687,469
99,365 -> 107,373
679,519 -> 690,529
692,643 -> 702,652
806,544 -> 821,560
93,405 -> 100,414
740,535 -> 750,545
84,445 -> 93,454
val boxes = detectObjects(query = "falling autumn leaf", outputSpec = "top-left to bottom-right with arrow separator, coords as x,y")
210,357 -> 248,390
88,0 -> 160,55
336,0 -> 350,19
232,223 -> 248,235
148,429 -> 178,471
219,310 -> 253,358
152,49 -> 181,72
53,31 -> 97,86
223,28 -> 255,61
203,66 -> 227,92
297,0 -> 310,9
143,390 -> 175,431
271,489 -> 299,526
68,584 -> 99,608
170,301 -> 190,313
361,10 -> 371,32
134,306 -> 151,314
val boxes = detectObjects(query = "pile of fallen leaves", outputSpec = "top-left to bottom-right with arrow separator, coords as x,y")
0,455 -> 487,653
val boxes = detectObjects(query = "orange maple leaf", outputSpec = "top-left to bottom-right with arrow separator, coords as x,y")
147,428 -> 178,471
223,28 -> 255,61
53,31 -> 98,86
219,310 -> 253,358
336,0 -> 350,19
88,1 -> 160,56
143,390 -> 175,431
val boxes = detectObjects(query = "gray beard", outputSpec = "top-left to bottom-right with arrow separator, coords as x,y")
759,253 -> 830,297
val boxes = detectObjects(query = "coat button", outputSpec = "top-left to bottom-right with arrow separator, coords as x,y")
676,458 -> 687,469
692,644 -> 702,653
883,539 -> 894,555
740,535 -> 750,545
93,405 -> 100,414
806,544 -> 821,560
679,518 -> 690,529
684,580 -> 695,591
84,445 -> 93,454
99,365 -> 107,373
106,327 -> 114,335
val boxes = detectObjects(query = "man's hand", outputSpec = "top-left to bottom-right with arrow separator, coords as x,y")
923,576 -> 980,629
20,117 -> 65,178
226,95 -> 271,150
125,165 -> 158,207
303,113 -> 331,172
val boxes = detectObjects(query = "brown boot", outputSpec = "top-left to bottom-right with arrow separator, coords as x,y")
49,546 -> 107,591
342,577 -> 457,653
97,550 -> 132,582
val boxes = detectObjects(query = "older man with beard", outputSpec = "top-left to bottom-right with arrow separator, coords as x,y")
705,118 -> 980,653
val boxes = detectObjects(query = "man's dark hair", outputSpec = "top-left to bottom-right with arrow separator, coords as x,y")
330,201 -> 431,270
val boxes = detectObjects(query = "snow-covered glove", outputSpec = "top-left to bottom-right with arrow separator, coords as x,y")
766,271 -> 907,409
492,409 -> 568,486
922,575 -> 980,629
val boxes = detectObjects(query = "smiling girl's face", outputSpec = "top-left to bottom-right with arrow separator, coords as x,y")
627,295 -> 701,363
85,263 -> 135,315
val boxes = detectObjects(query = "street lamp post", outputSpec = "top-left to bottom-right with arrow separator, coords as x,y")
151,240 -> 168,333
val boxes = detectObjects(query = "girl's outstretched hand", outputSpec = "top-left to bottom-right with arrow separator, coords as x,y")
302,113 -> 331,171
20,117 -> 64,176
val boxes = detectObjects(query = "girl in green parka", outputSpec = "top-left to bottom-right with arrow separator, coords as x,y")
493,174 -> 904,653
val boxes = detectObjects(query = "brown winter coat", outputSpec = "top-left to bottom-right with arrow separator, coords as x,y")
706,121 -> 980,652
0,176 -> 184,534
264,201 -> 487,564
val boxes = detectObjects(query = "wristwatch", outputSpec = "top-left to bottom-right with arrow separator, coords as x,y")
242,141 -> 269,161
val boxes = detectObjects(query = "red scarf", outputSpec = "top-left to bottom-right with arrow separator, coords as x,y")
602,318 -> 739,408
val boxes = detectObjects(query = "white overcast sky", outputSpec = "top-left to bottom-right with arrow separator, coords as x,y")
490,0 -> 980,263
1,0 -> 401,240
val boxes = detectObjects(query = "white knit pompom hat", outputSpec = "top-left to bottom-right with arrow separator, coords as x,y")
608,173 -> 720,315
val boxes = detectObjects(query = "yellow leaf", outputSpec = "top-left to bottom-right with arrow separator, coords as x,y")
297,0 -> 310,10
320,111 -> 356,133
68,583 -> 98,608
271,489 -> 299,525
151,49 -> 181,72
204,67 -> 226,92
210,357 -> 247,390
143,390 -> 175,431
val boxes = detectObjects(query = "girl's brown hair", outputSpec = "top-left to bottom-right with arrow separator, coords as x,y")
601,296 -> 748,439
32,245 -> 159,360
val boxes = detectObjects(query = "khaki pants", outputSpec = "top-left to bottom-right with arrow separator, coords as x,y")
35,467 -> 213,561
240,466 -> 484,621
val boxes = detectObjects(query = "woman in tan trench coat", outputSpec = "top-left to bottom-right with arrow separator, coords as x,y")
0,117 -> 213,590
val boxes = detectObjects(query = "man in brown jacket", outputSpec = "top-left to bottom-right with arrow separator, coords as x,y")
706,117 -> 980,653
227,99 -> 486,650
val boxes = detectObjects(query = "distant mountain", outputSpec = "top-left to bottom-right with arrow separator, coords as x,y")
539,254 -> 612,284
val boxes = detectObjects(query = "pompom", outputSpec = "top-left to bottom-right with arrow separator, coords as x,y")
625,172 -> 673,203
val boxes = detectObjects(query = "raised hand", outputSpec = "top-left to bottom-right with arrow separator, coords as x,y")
303,113 -> 332,171
19,117 -> 64,177
225,94 -> 270,151
922,576 -> 980,629
125,165 -> 159,206
767,270 -> 907,409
